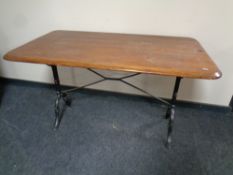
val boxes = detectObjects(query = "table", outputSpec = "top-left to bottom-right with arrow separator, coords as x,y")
4,30 -> 222,146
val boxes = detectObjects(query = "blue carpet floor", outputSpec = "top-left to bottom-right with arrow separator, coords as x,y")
0,80 -> 232,175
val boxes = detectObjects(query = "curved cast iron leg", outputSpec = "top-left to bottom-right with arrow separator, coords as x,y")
166,77 -> 182,147
54,93 -> 61,129
54,92 -> 71,129
51,65 -> 72,129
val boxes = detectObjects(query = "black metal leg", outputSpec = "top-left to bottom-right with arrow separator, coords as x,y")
51,65 -> 71,129
166,77 -> 182,147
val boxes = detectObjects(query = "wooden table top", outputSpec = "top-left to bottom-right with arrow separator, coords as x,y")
4,30 -> 221,79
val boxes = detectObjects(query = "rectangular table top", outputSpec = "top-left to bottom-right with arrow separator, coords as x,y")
4,30 -> 221,79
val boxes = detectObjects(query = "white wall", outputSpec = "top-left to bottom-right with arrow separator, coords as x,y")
0,0 -> 232,106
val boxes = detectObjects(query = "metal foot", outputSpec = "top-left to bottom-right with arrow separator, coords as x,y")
166,107 -> 175,147
53,93 -> 71,129
51,65 -> 72,129
54,93 -> 61,129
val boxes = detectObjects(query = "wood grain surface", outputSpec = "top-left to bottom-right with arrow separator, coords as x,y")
4,30 -> 222,79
